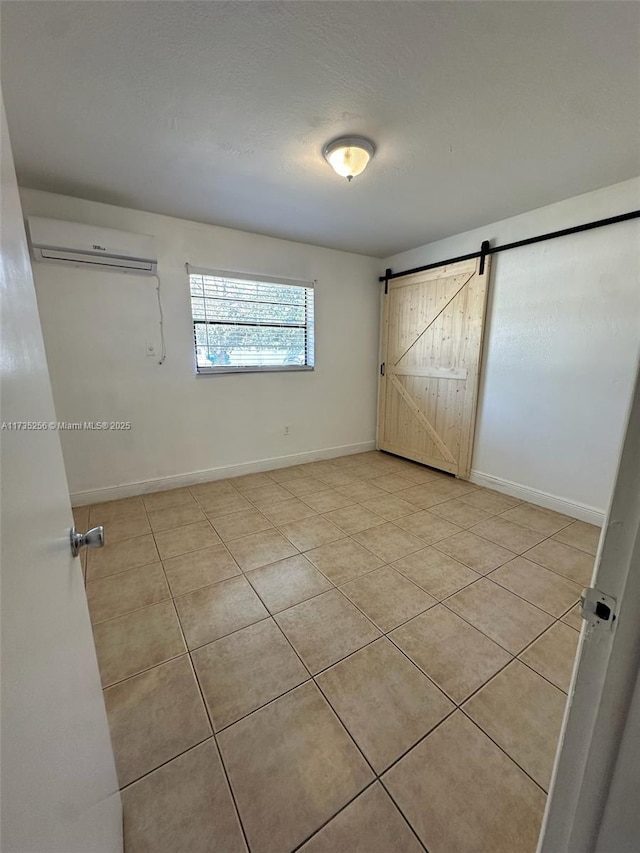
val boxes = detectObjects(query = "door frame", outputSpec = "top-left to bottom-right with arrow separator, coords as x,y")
376,255 -> 491,478
538,356 -> 640,852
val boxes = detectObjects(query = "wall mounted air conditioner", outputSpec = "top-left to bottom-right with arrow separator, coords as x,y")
27,217 -> 157,275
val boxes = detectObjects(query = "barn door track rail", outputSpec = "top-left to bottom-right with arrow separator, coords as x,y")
380,209 -> 640,289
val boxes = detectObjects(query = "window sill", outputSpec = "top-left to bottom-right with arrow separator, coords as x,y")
196,365 -> 315,376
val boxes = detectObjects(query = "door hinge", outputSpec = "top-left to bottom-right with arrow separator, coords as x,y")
581,586 -> 617,632
380,363 -> 385,376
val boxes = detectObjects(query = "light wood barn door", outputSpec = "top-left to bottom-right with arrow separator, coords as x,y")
377,255 -> 491,478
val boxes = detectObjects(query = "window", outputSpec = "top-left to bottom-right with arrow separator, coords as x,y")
188,267 -> 315,374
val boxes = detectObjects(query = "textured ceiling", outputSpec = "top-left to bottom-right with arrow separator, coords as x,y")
2,1 -> 639,257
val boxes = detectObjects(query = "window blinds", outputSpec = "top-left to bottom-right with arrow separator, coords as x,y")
187,266 -> 315,373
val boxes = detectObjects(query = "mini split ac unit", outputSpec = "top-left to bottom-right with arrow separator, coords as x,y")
27,217 -> 157,275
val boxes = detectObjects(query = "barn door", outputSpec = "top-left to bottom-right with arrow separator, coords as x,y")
377,255 -> 491,478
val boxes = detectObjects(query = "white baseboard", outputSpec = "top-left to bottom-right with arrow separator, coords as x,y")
70,441 -> 377,506
469,470 -> 605,526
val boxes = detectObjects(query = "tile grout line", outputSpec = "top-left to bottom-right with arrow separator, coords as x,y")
316,659 -> 459,781
176,599 -> 420,743
91,491 -> 583,683
439,571 -> 571,625
192,629 -> 414,739
438,596 -> 578,697
288,779 -> 383,852
90,509 -> 583,692
383,587 -> 579,710
177,588 -> 254,853
383,624 -> 504,709
162,541 -> 244,599
376,777 -> 432,853
196,472 -> 404,850
233,572 -> 316,682
97,573 -> 575,710
85,453 -> 595,850
88,469 -> 588,611
457,707 -> 550,795
102,561 -> 232,817
437,590 -> 565,661
90,469 -> 591,578
117,737 -> 217,794
89,591 -> 173,627
99,649 -> 186,692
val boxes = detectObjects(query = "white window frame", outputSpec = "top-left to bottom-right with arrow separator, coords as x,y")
187,265 -> 315,375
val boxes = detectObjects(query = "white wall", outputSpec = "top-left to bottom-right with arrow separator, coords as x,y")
20,189 -> 380,504
383,178 -> 640,521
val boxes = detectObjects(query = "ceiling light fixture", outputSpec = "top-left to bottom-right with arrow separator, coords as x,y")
322,136 -> 375,182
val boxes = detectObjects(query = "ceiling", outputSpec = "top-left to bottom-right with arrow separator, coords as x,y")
2,1 -> 639,257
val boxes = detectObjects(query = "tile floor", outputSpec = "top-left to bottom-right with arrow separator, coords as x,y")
74,451 -> 601,853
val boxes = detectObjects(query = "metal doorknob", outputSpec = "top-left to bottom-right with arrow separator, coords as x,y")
70,525 -> 105,557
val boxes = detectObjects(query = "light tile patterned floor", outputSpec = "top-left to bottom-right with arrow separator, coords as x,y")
77,451 -> 600,853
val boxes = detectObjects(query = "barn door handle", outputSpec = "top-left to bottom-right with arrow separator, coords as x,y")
70,525 -> 104,557
380,363 -> 385,376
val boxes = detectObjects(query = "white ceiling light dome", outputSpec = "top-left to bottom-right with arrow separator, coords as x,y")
322,136 -> 375,182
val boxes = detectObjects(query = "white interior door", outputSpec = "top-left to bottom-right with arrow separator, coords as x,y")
0,98 -> 122,852
539,356 -> 640,853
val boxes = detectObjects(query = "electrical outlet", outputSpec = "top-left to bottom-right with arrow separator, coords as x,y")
146,343 -> 156,357
283,425 -> 290,436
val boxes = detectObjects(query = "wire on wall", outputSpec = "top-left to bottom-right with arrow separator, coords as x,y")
153,273 -> 167,364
